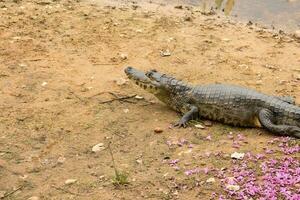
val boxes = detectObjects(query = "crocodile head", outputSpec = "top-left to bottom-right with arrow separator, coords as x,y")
145,69 -> 191,92
124,66 -> 161,94
125,67 -> 191,107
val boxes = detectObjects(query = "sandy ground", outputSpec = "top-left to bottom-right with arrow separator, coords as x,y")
0,0 -> 299,199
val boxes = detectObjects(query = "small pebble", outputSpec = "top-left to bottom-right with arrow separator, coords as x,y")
0,191 -> 6,198
294,30 -> 300,39
28,197 -> 40,200
160,49 -> 171,57
231,152 -> 245,160
174,5 -> 183,9
154,127 -> 163,133
135,95 -> 143,99
41,82 -> 48,86
123,108 -> 129,113
206,177 -> 216,183
136,159 -> 143,164
119,53 -> 128,60
65,179 -> 77,185
57,156 -> 66,164
19,63 -> 27,67
92,143 -> 105,152
195,124 -> 205,129
226,184 -> 240,191
222,38 -> 231,42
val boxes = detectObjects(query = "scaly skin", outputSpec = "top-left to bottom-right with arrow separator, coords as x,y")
124,67 -> 300,138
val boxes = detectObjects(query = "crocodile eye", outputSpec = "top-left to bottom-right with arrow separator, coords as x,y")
146,71 -> 153,77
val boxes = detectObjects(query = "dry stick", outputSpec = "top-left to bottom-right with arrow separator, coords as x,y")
0,150 -> 12,154
108,92 -> 136,103
2,186 -> 23,199
107,142 -> 119,177
68,90 -> 85,103
87,91 -> 111,98
99,94 -> 137,104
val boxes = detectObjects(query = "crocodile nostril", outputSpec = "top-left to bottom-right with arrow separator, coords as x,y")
125,66 -> 133,73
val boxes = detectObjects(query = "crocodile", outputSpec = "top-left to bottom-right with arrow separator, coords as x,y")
124,66 -> 300,138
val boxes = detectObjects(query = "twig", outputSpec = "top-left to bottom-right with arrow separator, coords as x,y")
24,58 -> 43,61
107,142 -> 119,177
87,91 -> 111,98
2,185 -> 23,199
108,92 -> 136,103
68,90 -> 85,103
51,185 -> 92,196
99,94 -> 136,104
0,150 -> 12,154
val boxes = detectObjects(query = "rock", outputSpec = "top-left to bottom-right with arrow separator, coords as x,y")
65,179 -> 77,185
41,82 -> 48,86
292,73 -> 300,80
174,5 -> 183,9
154,127 -> 163,133
160,49 -> 171,57
263,64 -> 278,70
226,184 -> 240,191
183,15 -> 192,21
28,196 -> 40,200
136,159 -> 143,164
206,177 -> 216,183
123,108 -> 129,113
19,174 -> 28,180
195,124 -> 205,129
231,152 -> 245,160
119,53 -> 128,60
294,30 -> 300,39
92,143 -> 105,152
57,156 -> 66,164
19,63 -> 27,67
135,95 -> 143,99
0,191 -> 6,198
222,38 -> 231,42
12,36 -> 21,40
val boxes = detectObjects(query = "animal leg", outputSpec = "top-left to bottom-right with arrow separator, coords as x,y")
258,109 -> 300,138
174,106 -> 198,128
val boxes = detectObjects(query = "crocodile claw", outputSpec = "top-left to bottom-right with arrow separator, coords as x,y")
173,121 -> 188,128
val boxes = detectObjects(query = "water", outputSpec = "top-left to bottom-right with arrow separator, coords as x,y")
161,0 -> 300,32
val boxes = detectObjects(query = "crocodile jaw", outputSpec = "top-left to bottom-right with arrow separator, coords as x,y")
124,66 -> 160,94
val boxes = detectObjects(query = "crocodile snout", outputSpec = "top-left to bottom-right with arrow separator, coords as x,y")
124,66 -> 133,74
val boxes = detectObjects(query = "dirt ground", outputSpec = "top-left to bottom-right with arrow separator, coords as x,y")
0,0 -> 299,199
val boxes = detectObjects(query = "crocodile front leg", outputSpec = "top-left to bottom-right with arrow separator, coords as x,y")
258,109 -> 300,138
174,105 -> 198,128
